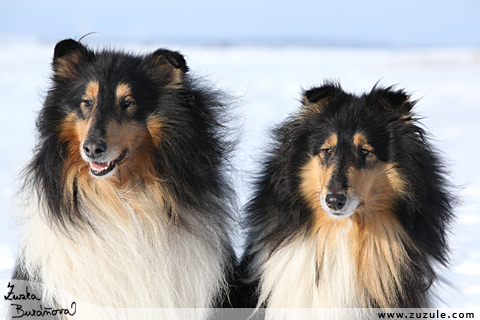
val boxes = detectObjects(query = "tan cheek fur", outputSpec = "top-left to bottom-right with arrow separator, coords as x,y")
57,112 -> 176,226
349,162 -> 415,307
146,115 -> 164,148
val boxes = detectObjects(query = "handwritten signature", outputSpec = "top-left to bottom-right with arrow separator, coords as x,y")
4,282 -> 77,318
10,302 -> 77,318
4,282 -> 40,301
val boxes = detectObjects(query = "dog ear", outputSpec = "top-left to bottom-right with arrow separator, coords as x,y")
53,39 -> 90,80
301,82 -> 340,114
146,49 -> 189,86
371,86 -> 415,116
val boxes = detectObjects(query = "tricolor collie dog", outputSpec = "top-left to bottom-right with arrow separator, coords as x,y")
9,39 -> 236,319
240,82 -> 454,317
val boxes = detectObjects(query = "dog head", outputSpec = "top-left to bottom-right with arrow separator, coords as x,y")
53,39 -> 188,180
299,82 -> 412,220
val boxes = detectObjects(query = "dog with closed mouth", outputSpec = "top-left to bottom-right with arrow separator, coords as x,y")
240,82 -> 454,318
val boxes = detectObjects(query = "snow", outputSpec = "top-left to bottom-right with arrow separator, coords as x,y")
0,41 -> 479,310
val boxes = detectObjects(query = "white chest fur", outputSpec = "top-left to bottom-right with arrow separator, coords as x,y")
258,224 -> 361,310
17,195 -> 227,320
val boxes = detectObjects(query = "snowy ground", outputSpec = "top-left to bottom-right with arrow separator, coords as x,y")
0,41 -> 479,310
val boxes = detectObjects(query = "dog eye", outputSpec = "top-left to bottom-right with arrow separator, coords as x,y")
121,99 -> 134,109
83,99 -> 94,108
361,149 -> 370,156
323,148 -> 332,155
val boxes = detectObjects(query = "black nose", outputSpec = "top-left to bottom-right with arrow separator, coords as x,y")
83,139 -> 107,159
325,193 -> 347,210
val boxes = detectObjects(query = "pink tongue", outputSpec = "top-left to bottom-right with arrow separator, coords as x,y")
90,162 -> 109,170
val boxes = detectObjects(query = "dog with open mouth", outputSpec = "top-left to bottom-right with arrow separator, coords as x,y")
9,39 -> 237,320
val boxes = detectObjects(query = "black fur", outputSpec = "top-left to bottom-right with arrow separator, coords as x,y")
240,81 -> 454,308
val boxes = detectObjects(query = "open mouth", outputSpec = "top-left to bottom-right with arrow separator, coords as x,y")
89,150 -> 128,177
